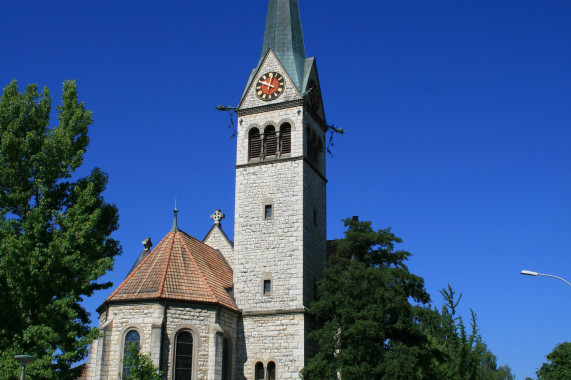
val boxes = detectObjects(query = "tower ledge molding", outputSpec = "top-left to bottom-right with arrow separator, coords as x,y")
236,99 -> 304,116
242,307 -> 308,316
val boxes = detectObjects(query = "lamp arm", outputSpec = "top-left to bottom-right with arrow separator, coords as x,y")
538,273 -> 571,288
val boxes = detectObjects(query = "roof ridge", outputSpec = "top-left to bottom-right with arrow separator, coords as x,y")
106,231 -> 172,301
157,231 -> 177,298
178,232 -> 220,304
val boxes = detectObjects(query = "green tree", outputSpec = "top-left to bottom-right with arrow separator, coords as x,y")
0,80 -> 121,379
423,285 -> 514,380
302,218 -> 437,380
302,218 -> 514,380
537,342 -> 571,379
122,343 -> 163,380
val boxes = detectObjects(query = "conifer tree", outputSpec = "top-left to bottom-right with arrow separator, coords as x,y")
303,218 -> 514,380
302,218 -> 437,380
0,80 -> 121,379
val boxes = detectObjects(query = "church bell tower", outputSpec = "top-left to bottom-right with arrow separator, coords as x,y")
233,0 -> 327,378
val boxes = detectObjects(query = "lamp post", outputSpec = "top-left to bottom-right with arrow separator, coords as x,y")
14,355 -> 36,380
520,270 -> 571,287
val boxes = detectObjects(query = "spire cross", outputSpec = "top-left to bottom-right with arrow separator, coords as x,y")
210,209 -> 225,225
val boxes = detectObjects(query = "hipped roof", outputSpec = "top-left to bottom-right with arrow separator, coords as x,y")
105,229 -> 237,311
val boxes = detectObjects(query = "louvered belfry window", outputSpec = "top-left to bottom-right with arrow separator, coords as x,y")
249,128 -> 262,160
264,126 -> 277,157
280,123 -> 291,155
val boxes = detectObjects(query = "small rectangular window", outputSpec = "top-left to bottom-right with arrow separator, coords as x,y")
263,280 -> 272,295
265,205 -> 273,219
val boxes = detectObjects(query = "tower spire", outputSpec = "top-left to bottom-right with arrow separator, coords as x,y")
171,198 -> 179,232
259,0 -> 306,90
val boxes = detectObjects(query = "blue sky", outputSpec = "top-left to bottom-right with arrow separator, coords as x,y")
1,0 -> 570,378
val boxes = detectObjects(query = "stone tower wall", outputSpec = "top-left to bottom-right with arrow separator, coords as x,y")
234,158 -> 305,312
236,313 -> 305,380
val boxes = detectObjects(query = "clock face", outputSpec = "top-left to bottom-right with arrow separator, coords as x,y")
256,72 -> 285,101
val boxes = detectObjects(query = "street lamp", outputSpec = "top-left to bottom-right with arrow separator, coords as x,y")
520,270 -> 571,287
14,355 -> 36,380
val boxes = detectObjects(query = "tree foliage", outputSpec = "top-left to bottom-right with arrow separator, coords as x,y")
537,342 -> 571,380
0,80 -> 121,379
123,343 -> 163,380
303,218 -> 513,380
422,286 -> 514,379
302,218 -> 436,380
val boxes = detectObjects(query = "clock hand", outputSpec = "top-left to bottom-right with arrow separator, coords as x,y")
259,80 -> 275,89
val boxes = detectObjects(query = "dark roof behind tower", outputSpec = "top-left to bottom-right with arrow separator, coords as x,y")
259,0 -> 306,90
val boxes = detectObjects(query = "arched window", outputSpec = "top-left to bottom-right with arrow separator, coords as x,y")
174,331 -> 193,380
249,128 -> 262,161
264,126 -> 277,157
255,362 -> 265,380
267,361 -> 276,380
222,337 -> 231,380
280,123 -> 291,155
122,330 -> 140,378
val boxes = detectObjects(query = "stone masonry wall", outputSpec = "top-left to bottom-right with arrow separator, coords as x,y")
203,225 -> 235,270
236,313 -> 306,380
87,303 -> 239,380
234,159 -> 304,312
161,305 -> 213,380
89,303 -> 165,379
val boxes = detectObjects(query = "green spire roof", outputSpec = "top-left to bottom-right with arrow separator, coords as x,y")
259,0 -> 306,90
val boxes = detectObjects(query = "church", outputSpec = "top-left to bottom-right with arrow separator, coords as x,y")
86,0 -> 328,378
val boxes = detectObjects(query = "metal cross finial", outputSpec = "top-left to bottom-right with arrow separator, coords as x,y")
210,209 -> 225,225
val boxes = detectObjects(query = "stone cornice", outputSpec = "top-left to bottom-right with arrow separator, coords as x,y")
241,307 -> 308,316
236,99 -> 304,117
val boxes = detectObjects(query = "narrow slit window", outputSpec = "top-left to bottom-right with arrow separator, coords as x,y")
264,280 -> 272,295
265,205 -> 273,219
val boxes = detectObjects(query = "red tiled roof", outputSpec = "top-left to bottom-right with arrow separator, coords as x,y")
106,230 -> 237,311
